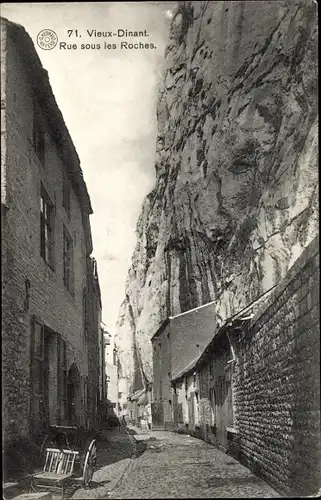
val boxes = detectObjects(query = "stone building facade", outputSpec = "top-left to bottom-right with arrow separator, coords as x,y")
151,320 -> 171,429
1,17 -> 103,444
153,236 -> 320,496
105,334 -> 119,413
151,302 -> 217,430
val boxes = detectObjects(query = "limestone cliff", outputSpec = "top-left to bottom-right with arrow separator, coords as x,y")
115,0 -> 318,391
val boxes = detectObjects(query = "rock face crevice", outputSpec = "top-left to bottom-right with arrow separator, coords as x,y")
115,0 -> 318,392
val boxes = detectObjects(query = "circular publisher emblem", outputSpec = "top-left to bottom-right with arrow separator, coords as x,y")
37,29 -> 58,50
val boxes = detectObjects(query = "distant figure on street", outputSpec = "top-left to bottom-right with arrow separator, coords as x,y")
117,414 -> 126,431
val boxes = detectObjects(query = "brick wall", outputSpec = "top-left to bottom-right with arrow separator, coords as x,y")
233,236 -> 320,496
2,23 -> 96,442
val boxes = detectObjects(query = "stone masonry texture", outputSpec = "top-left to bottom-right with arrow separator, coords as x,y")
170,237 -> 320,497
232,236 -> 320,496
1,17 -> 99,449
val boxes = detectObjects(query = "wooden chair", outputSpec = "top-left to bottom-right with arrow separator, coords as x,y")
30,447 -> 79,498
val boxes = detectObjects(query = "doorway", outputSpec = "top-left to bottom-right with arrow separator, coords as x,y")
67,363 -> 81,426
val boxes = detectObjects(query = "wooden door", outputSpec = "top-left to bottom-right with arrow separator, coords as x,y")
188,397 -> 195,432
215,378 -> 228,450
173,394 -> 178,426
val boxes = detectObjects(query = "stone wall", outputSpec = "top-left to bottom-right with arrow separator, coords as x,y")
233,235 -> 320,496
85,257 -> 101,429
1,20 -> 7,206
151,322 -> 171,428
171,236 -> 319,496
1,20 -> 94,442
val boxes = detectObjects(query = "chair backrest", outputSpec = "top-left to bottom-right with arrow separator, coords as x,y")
43,448 -> 78,475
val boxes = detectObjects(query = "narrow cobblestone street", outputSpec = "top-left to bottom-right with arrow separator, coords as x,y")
110,428 -> 280,499
70,428 -> 134,499
69,427 -> 280,499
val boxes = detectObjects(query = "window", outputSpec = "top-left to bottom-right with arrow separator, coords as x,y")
63,177 -> 71,217
118,392 -> 122,399
31,318 -> 49,428
113,348 -> 117,366
63,226 -> 73,292
40,187 -> 54,267
33,104 -> 45,164
58,337 -> 67,424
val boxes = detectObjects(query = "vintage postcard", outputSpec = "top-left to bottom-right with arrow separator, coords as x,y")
1,1 -> 319,499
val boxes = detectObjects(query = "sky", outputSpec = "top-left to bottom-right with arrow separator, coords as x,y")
1,2 -> 174,332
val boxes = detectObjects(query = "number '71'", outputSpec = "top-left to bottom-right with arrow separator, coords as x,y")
67,30 -> 79,37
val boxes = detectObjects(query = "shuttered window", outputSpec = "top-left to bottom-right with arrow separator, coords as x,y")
40,186 -> 54,268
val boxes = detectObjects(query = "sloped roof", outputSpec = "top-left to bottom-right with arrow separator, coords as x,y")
171,285 -> 277,383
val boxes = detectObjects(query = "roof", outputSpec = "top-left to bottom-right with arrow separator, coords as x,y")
151,300 -> 219,343
1,17 -> 93,217
129,388 -> 145,402
170,355 -> 200,383
171,285 -> 277,383
137,392 -> 148,406
150,318 -> 170,342
169,299 -> 217,320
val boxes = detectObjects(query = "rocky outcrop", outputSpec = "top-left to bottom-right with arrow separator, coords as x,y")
115,0 -> 318,391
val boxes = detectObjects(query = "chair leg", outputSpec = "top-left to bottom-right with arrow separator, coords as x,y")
29,479 -> 37,493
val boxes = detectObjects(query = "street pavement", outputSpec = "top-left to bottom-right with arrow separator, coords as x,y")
35,426 -> 280,499
71,427 -> 134,499
110,427 -> 280,499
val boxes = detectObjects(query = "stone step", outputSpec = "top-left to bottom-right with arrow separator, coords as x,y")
3,482 -> 21,500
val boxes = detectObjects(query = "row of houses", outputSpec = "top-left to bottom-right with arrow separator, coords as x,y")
149,237 -> 320,497
1,15 -> 107,465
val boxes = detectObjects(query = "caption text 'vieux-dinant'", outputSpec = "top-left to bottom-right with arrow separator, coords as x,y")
60,28 -> 157,50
